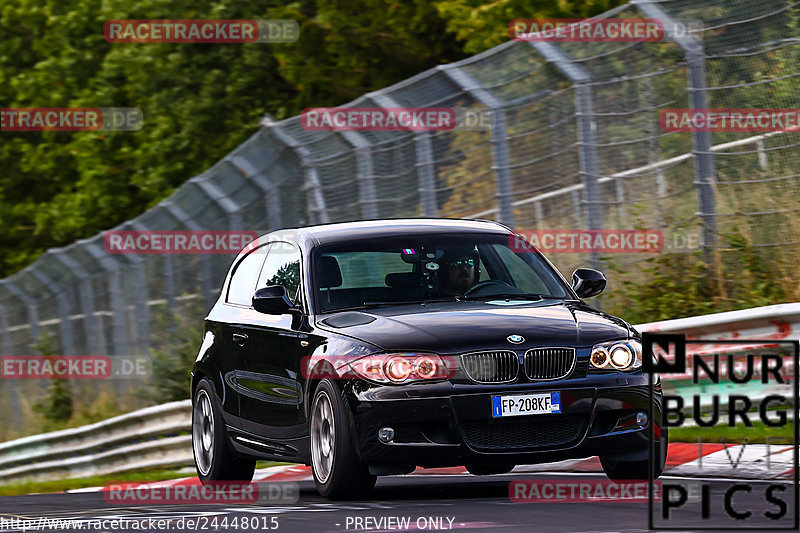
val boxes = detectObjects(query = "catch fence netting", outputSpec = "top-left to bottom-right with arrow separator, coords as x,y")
1,0 -> 799,435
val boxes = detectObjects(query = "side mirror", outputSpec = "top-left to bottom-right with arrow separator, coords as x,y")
252,285 -> 295,315
571,268 -> 606,298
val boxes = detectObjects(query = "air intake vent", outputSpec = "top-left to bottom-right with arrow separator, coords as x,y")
524,347 -> 576,380
461,351 -> 519,383
462,416 -> 585,450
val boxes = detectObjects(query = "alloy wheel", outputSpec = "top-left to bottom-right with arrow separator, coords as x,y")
193,388 -> 215,476
311,391 -> 336,483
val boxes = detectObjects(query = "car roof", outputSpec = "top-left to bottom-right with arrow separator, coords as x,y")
271,218 -> 512,247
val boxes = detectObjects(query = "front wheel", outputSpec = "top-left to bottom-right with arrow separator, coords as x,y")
192,379 -> 255,484
310,380 -> 376,499
600,427 -> 668,481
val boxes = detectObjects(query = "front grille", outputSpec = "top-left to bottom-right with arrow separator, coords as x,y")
461,416 -> 585,450
524,347 -> 576,380
461,351 -> 519,383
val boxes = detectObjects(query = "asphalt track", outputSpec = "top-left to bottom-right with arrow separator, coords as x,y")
0,474 -> 796,533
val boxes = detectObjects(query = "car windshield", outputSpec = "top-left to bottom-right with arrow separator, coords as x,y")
313,232 -> 570,313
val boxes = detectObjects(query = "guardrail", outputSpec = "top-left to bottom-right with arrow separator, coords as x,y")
0,401 -> 191,484
0,303 -> 797,485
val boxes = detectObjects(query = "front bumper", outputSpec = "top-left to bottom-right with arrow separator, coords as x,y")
345,373 -> 663,469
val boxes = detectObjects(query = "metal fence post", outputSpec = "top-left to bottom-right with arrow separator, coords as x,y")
439,66 -> 516,227
756,140 -> 768,171
0,305 -> 11,356
264,118 -> 330,225
28,268 -> 75,355
634,0 -> 717,255
686,48 -> 717,255
228,156 -> 284,231
529,42 -> 601,269
120,222 -> 151,354
414,133 -> 439,217
1,281 -> 40,352
160,200 -> 216,312
338,131 -> 378,219
51,251 -> 105,355
0,303 -> 21,429
84,242 -> 130,357
368,92 -> 439,217
642,74 -> 667,228
190,179 -> 243,232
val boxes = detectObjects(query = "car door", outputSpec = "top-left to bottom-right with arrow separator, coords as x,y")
219,242 -> 270,428
236,241 -> 306,442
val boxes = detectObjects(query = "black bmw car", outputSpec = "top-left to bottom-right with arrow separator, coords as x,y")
191,219 -> 666,499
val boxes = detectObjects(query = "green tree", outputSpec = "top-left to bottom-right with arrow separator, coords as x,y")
434,0 -> 626,54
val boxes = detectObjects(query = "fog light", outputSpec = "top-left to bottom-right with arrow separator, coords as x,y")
636,412 -> 648,427
378,427 -> 395,443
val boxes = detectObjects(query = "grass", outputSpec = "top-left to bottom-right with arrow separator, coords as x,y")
0,462 -> 289,497
0,468 -> 190,497
669,419 -> 795,444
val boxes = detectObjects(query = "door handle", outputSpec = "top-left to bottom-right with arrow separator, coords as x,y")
232,333 -> 249,346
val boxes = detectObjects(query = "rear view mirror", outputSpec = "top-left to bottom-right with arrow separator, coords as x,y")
400,246 -> 443,264
571,268 -> 606,298
252,285 -> 294,314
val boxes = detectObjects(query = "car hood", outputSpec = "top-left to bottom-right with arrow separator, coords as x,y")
316,300 -> 632,353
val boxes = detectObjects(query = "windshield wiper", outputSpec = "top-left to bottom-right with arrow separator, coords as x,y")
461,292 -> 549,301
324,298 -> 457,313
361,297 -> 457,308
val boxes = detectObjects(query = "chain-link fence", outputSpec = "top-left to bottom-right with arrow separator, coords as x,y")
2,0 -> 799,434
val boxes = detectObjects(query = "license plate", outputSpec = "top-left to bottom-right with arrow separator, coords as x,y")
491,392 -> 561,418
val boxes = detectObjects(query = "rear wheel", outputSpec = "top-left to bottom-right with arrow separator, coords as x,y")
193,379 -> 255,484
465,464 -> 515,475
310,379 -> 376,499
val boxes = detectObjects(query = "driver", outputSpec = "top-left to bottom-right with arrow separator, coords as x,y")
439,245 -> 479,296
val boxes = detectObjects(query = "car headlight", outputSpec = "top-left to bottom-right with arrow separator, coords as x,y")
348,353 -> 455,384
590,339 -> 642,371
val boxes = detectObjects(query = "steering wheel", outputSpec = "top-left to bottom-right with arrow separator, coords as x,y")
462,279 -> 513,297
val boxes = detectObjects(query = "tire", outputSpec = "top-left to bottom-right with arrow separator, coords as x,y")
310,379 -> 376,499
193,378 -> 255,484
465,464 -> 515,475
600,427 -> 668,481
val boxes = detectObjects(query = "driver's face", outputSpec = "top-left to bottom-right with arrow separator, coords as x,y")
444,257 -> 476,295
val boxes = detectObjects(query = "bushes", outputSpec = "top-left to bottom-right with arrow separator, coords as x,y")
603,234 -> 792,325
146,297 -> 206,403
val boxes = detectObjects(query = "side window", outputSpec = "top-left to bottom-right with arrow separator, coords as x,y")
257,242 -> 302,304
227,245 -> 269,306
